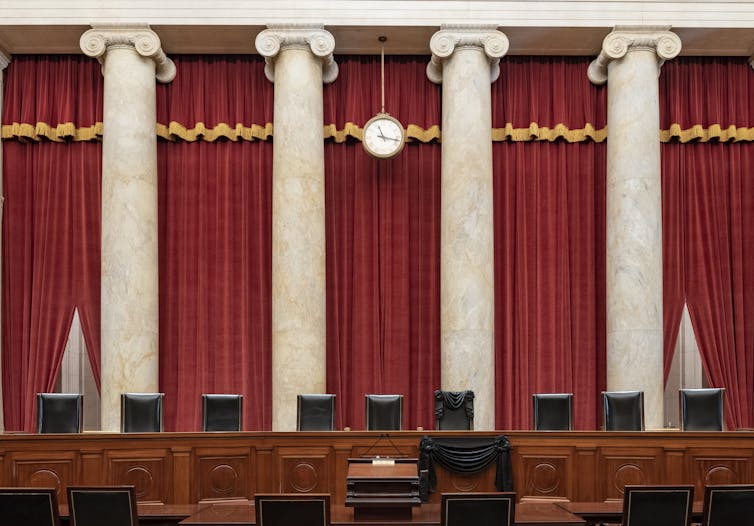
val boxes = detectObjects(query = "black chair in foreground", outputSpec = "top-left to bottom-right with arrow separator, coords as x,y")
0,487 -> 60,526
37,393 -> 83,433
680,387 -> 725,431
701,484 -> 754,526
255,494 -> 330,526
434,390 -> 474,430
297,394 -> 336,431
441,492 -> 516,526
622,485 -> 693,526
602,390 -> 644,431
532,393 -> 573,431
121,393 -> 164,433
365,394 -> 403,431
67,486 -> 139,526
202,394 -> 243,431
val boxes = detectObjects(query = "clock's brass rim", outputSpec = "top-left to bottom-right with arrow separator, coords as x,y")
362,112 -> 406,159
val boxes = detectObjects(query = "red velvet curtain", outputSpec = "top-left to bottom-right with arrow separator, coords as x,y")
156,56 -> 273,431
492,57 -> 607,430
661,58 -> 754,428
324,57 -> 441,430
2,55 -> 102,431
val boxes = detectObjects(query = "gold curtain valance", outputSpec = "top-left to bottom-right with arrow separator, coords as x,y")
4,121 -> 754,144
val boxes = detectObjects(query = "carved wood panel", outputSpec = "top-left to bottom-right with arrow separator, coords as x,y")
194,447 -> 253,502
517,451 -> 572,500
688,449 -> 754,499
105,449 -> 169,504
427,461 -> 497,503
598,448 -> 663,501
277,447 -> 331,495
10,452 -> 76,504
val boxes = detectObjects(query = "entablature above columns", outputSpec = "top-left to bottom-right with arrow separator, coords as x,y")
80,24 -> 176,83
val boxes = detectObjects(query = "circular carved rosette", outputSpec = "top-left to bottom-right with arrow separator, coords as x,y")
288,462 -> 318,493
613,463 -> 645,494
704,465 -> 736,485
30,469 -> 62,494
531,462 -> 560,495
449,473 -> 480,492
124,466 -> 154,499
209,464 -> 239,497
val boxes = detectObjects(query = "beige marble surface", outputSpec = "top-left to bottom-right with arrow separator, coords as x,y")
81,26 -> 173,431
0,52 -> 9,432
256,26 -> 336,431
429,26 -> 507,430
592,27 -> 681,430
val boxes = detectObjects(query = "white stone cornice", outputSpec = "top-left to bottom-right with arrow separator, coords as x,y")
427,25 -> 509,84
80,24 -> 176,83
0,52 -> 10,70
255,24 -> 338,84
588,26 -> 682,85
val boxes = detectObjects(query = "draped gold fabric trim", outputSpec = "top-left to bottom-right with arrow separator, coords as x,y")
4,121 -> 754,144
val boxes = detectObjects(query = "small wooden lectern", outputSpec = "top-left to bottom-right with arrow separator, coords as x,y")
345,458 -> 421,521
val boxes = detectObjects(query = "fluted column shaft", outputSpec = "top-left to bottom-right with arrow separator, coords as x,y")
256,25 -> 337,431
80,25 -> 175,431
428,26 -> 508,430
0,52 -> 10,432
589,26 -> 681,430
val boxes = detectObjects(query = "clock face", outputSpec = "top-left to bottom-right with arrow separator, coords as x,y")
362,115 -> 406,159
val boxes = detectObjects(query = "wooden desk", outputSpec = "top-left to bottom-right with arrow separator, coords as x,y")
58,503 -> 204,526
1,431 -> 753,505
179,502 -> 584,525
556,501 -> 703,526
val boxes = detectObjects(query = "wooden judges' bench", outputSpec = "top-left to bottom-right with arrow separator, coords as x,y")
0,431 -> 752,506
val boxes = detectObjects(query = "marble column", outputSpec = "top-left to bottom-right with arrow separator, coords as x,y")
427,25 -> 508,430
80,25 -> 175,431
255,25 -> 337,431
0,51 -> 10,432
589,26 -> 681,430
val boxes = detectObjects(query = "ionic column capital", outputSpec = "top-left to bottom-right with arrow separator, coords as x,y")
0,51 -> 10,70
588,26 -> 681,85
749,55 -> 754,72
255,24 -> 338,84
80,24 -> 176,84
427,25 -> 509,84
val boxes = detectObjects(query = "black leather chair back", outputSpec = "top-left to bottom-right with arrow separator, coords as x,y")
255,494 -> 330,526
37,393 -> 83,433
297,394 -> 336,431
365,394 -> 403,431
532,393 -> 573,431
434,390 -> 474,430
121,393 -> 164,433
441,492 -> 516,526
603,391 -> 644,431
622,485 -> 693,526
680,388 -> 725,431
0,487 -> 60,526
202,394 -> 243,431
67,486 -> 139,526
702,484 -> 754,526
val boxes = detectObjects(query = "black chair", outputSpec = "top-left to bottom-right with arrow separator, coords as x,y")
202,394 -> 243,432
434,390 -> 474,430
680,388 -> 725,431
37,393 -> 83,433
67,486 -> 139,526
365,394 -> 403,431
121,393 -> 164,433
622,485 -> 693,526
602,391 -> 644,431
440,492 -> 516,526
297,394 -> 336,431
0,487 -> 60,526
532,393 -> 573,431
255,494 -> 330,526
701,484 -> 754,526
